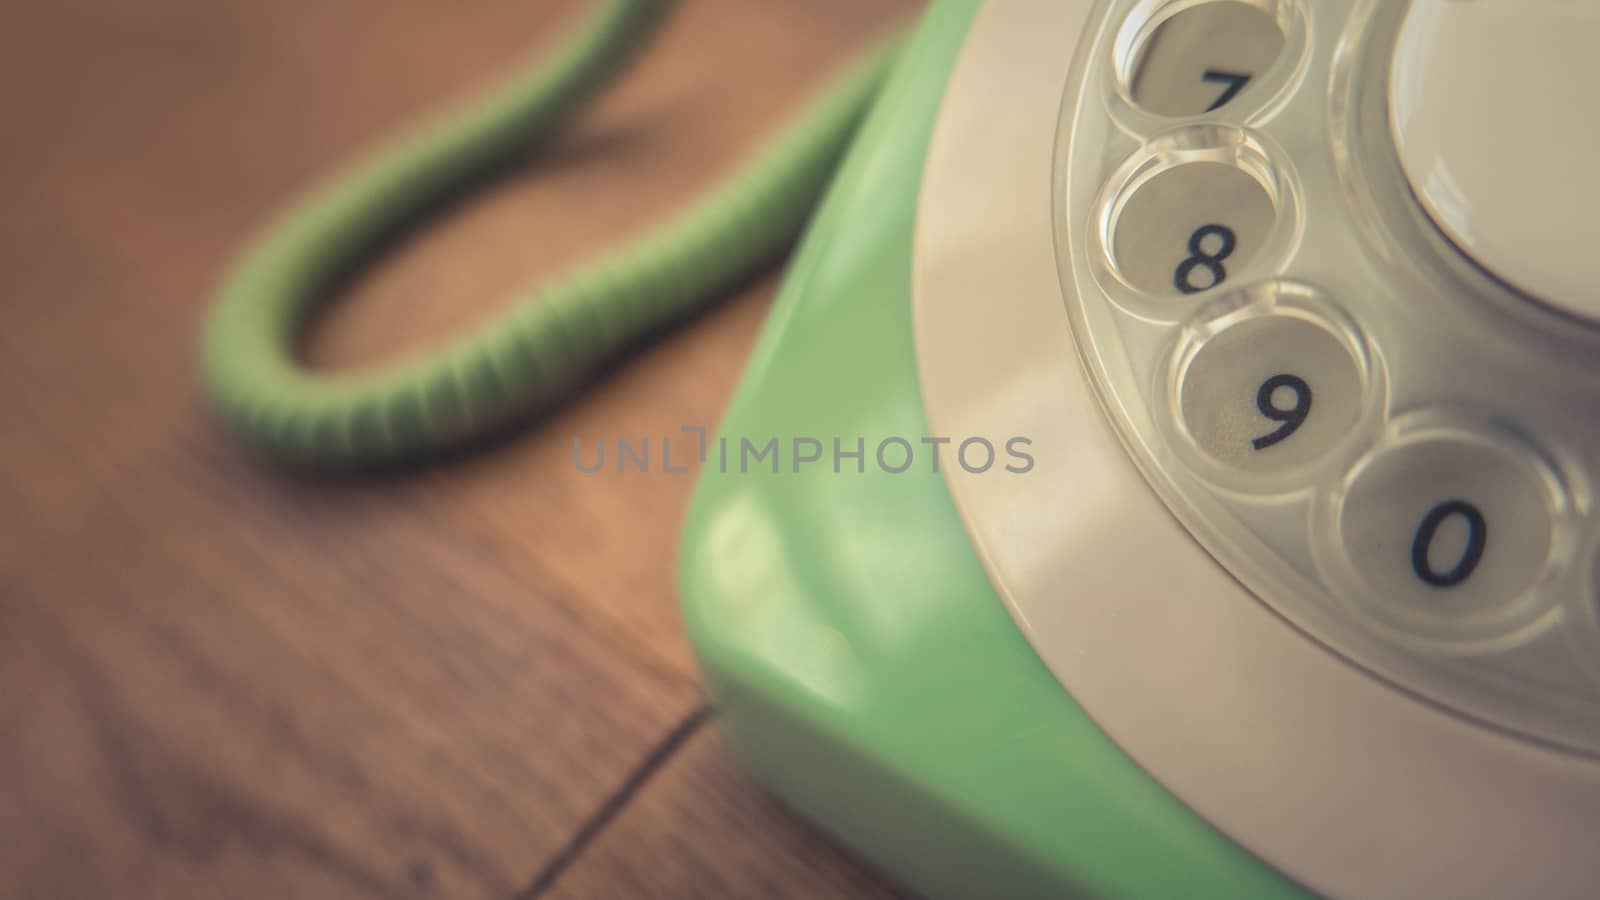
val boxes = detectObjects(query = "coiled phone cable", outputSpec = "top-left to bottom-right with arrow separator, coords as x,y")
201,0 -> 901,466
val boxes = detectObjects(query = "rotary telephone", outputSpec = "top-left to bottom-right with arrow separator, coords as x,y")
202,2 -> 1600,897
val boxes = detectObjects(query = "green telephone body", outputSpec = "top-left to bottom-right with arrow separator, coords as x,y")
193,0 -> 1600,891
196,0 -> 1599,891
678,5 -> 1301,897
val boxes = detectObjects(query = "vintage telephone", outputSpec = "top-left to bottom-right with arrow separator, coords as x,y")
202,1 -> 1600,897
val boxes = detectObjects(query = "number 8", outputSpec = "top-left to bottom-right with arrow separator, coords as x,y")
1175,224 -> 1236,295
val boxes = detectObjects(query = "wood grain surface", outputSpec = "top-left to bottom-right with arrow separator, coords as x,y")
0,1 -> 919,897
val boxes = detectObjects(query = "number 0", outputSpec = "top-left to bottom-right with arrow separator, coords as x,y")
1411,499 -> 1487,588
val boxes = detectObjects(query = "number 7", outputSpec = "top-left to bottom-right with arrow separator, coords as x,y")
1202,69 -> 1251,112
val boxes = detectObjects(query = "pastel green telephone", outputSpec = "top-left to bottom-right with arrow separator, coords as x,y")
202,1 -> 1600,897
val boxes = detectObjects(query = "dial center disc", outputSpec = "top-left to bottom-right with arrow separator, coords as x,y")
1389,0 -> 1600,323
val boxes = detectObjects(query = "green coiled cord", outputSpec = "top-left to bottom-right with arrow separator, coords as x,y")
201,0 -> 902,467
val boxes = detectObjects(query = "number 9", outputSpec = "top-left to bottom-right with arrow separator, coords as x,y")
1251,373 -> 1312,450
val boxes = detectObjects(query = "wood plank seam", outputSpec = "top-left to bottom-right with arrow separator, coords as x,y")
510,703 -> 714,899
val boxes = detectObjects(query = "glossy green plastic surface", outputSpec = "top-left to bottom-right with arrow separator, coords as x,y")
679,4 -> 1312,899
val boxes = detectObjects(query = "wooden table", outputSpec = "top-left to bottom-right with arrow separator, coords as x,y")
0,2 -> 919,896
